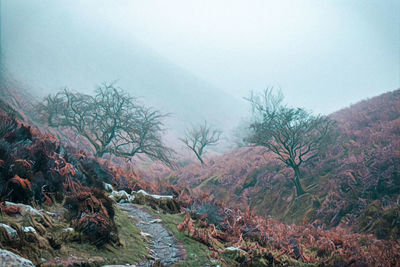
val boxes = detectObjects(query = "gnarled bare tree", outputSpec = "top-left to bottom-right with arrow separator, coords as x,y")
111,105 -> 173,164
180,121 -> 222,165
246,88 -> 336,196
37,83 -> 174,167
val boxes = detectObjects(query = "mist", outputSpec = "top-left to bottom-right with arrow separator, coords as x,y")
0,2 -> 399,265
1,0 -> 399,143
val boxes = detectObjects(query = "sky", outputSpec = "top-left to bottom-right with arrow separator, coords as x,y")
1,0 -> 399,116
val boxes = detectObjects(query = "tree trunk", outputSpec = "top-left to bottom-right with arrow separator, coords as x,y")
95,149 -> 105,158
193,150 -> 205,165
292,165 -> 305,196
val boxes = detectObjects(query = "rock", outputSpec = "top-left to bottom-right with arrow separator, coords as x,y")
149,219 -> 162,224
0,223 -> 18,238
4,201 -> 42,216
0,249 -> 35,267
63,227 -> 74,232
104,183 -> 114,192
132,191 -> 180,214
224,246 -> 246,253
129,196 -> 135,202
136,190 -> 173,200
22,226 -> 36,233
110,190 -> 130,203
140,231 -> 152,238
223,246 -> 247,262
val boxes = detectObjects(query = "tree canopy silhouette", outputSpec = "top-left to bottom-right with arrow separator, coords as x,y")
37,83 -> 174,167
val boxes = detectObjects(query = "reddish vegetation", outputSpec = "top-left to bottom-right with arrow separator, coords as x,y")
65,186 -> 117,246
179,203 -> 400,266
0,106 -> 148,247
143,90 -> 400,230
0,201 -> 20,215
1,85 -> 398,266
145,90 -> 400,265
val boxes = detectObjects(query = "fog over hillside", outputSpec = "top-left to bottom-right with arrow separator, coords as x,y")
1,0 -> 399,146
0,2 -> 399,266
0,0 -> 248,144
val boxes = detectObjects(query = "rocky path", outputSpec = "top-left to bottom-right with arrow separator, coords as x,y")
119,203 -> 184,267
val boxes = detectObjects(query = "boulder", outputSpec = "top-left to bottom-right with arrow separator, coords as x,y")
132,190 -> 179,214
136,190 -> 173,200
0,223 -> 18,239
109,190 -> 131,203
0,249 -> 35,267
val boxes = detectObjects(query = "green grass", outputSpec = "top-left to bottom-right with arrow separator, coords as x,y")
56,205 -> 149,265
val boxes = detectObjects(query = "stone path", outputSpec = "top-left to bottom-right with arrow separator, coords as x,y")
119,203 -> 184,267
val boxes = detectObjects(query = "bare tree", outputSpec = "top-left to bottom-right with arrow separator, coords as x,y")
37,83 -> 174,166
246,88 -> 336,196
111,105 -> 174,165
180,121 -> 222,165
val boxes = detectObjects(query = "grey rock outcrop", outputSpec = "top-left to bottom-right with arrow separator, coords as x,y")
0,249 -> 35,267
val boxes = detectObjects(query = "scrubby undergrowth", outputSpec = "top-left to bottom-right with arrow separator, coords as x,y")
0,104 -> 160,266
177,196 -> 400,266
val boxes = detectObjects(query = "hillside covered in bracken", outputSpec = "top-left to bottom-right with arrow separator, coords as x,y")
144,89 -> 399,226
1,2 -> 399,265
141,89 -> 400,257
0,68 -> 399,266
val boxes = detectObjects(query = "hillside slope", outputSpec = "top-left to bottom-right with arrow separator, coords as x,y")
1,74 -> 399,266
142,89 -> 400,235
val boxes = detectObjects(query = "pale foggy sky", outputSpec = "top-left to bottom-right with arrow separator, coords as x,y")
2,0 -> 399,115
71,0 -> 399,114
